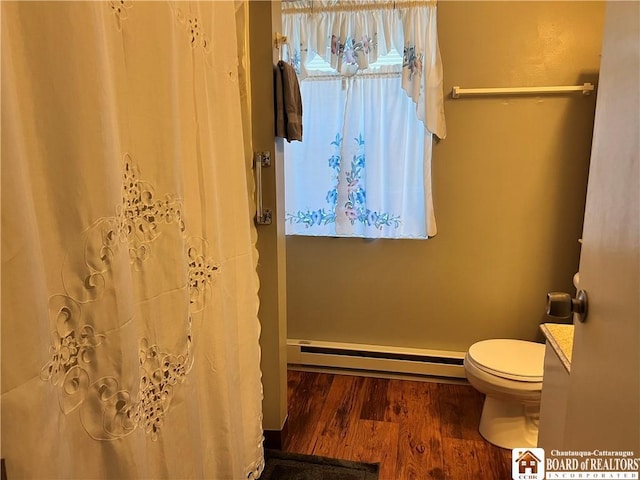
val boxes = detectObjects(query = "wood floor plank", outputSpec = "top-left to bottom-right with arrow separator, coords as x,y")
309,374 -> 366,459
384,379 -> 445,480
436,383 -> 485,441
503,448 -> 515,470
441,437 -> 512,480
286,370 -> 303,400
284,370 -> 334,453
359,377 -> 390,422
346,419 -> 399,480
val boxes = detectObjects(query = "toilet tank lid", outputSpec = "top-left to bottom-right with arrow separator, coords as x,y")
468,339 -> 545,379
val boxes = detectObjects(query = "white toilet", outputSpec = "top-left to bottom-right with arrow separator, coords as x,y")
464,339 -> 546,449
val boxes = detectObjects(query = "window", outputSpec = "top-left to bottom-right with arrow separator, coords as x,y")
282,0 -> 446,239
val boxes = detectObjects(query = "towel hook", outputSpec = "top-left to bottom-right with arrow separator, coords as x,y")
275,32 -> 288,62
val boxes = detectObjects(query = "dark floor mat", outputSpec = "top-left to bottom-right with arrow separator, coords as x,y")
261,449 -> 379,480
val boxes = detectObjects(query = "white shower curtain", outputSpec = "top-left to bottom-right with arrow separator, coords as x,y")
1,1 -> 264,478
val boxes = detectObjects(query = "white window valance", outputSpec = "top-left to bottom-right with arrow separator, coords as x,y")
282,0 -> 446,138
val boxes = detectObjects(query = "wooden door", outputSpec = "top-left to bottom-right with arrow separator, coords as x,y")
563,1 -> 639,451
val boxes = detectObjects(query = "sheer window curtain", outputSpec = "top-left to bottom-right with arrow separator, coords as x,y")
282,0 -> 446,238
1,2 -> 263,479
285,70 -> 429,238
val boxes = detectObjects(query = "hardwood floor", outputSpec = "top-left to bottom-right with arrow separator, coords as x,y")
283,370 -> 512,480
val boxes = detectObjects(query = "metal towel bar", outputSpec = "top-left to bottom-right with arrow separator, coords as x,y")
451,82 -> 595,98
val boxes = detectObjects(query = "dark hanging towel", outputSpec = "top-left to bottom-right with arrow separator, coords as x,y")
274,60 -> 303,142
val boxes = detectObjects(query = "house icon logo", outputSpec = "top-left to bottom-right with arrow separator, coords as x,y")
512,448 -> 545,480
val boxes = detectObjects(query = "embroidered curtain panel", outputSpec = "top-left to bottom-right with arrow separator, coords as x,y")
1,2 -> 263,478
282,0 -> 445,238
285,69 -> 433,238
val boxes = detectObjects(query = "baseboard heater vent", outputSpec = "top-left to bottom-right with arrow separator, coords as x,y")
300,346 -> 464,365
288,339 -> 467,379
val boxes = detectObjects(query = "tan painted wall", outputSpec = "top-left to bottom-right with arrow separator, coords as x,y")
285,1 -> 605,352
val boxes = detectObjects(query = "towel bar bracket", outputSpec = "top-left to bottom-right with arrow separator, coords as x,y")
255,151 -> 271,168
254,151 -> 272,225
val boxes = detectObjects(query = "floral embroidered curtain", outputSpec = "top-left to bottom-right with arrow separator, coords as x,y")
285,69 -> 433,238
1,2 -> 263,478
282,0 -> 446,138
282,0 -> 445,238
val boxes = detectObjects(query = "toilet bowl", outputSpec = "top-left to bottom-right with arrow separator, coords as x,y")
464,339 -> 545,449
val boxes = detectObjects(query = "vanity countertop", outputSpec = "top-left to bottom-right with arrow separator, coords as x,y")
540,323 -> 574,373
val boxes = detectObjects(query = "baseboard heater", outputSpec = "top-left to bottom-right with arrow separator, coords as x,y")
287,339 -> 467,379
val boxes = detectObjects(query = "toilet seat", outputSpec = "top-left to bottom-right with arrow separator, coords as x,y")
467,339 -> 545,382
